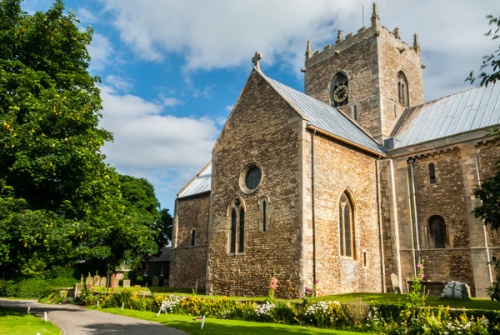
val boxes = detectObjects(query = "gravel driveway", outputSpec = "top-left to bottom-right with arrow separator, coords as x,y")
0,299 -> 188,335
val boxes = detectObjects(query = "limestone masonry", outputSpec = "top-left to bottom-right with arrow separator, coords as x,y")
171,4 -> 500,298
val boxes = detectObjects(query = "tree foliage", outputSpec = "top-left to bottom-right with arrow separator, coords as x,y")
155,208 -> 173,247
473,129 -> 500,231
0,0 -> 162,277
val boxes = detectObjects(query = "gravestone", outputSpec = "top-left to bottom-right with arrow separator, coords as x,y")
94,275 -> 101,286
100,277 -> 107,287
123,279 -> 131,288
114,278 -> 120,288
390,273 -> 400,293
441,281 -> 471,299
85,273 -> 93,289
152,276 -> 160,286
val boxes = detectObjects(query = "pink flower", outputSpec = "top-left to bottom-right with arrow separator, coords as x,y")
420,273 -> 425,279
417,263 -> 423,269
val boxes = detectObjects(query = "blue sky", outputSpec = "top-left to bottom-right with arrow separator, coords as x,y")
27,0 -> 500,211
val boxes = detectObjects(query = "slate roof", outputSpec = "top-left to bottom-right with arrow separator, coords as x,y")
148,246 -> 170,263
177,162 -> 212,199
264,74 -> 386,155
390,82 -> 500,148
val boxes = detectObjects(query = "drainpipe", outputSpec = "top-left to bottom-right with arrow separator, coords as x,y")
311,130 -> 317,287
375,158 -> 386,292
407,158 -> 421,273
389,159 -> 403,291
475,154 -> 493,284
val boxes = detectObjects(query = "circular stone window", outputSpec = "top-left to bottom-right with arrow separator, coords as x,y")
240,163 -> 263,193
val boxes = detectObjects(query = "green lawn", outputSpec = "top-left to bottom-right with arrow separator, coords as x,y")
97,307 -> 366,335
0,307 -> 61,335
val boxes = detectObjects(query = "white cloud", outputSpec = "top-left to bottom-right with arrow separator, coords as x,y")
98,84 -> 218,180
105,75 -> 134,93
87,33 -> 115,72
100,0 -> 499,100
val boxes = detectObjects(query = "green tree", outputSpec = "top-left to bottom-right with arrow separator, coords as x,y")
0,1 -> 159,277
0,0 -> 118,275
155,208 -> 173,247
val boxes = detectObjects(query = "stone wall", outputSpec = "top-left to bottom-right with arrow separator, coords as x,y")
170,193 -> 210,289
312,133 -> 382,295
208,69 -> 305,298
382,135 -> 500,297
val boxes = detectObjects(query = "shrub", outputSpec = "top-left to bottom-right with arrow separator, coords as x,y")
225,301 -> 258,321
303,300 -> 351,329
16,277 -> 54,298
271,302 -> 299,325
255,301 -> 276,322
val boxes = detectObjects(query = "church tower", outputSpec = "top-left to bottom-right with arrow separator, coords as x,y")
303,3 -> 424,143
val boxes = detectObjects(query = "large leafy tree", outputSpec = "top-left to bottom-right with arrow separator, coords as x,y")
77,175 -> 161,275
0,0 -> 159,277
157,208 -> 173,246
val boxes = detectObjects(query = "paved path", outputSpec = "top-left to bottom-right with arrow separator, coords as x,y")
0,299 -> 188,335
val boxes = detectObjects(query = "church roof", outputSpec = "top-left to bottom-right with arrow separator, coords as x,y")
263,73 -> 386,155
390,82 -> 500,148
177,162 -> 212,199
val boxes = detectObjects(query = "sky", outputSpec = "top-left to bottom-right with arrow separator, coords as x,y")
26,0 -> 500,211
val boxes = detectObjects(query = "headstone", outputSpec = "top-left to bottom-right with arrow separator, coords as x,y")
86,273 -> 93,289
94,275 -> 101,286
100,277 -> 107,287
114,278 -> 120,288
390,273 -> 400,293
152,276 -> 160,286
441,281 -> 471,299
123,279 -> 131,288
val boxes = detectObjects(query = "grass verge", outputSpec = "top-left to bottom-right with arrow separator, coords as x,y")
0,307 -> 61,335
95,307 -> 366,335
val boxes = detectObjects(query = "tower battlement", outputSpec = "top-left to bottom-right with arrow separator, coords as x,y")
305,4 -> 420,69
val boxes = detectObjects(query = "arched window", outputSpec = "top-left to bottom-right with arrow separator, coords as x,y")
331,72 -> 349,108
428,215 -> 446,248
398,71 -> 409,107
258,196 -> 271,232
229,198 -> 245,253
239,208 -> 245,252
339,192 -> 355,258
429,163 -> 437,184
230,209 -> 237,252
190,229 -> 196,247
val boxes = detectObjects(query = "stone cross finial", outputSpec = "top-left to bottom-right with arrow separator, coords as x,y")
305,40 -> 312,60
413,33 -> 420,53
393,27 -> 400,39
371,3 -> 380,28
252,51 -> 262,69
336,30 -> 343,43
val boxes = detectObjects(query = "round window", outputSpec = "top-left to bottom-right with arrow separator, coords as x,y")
245,166 -> 262,190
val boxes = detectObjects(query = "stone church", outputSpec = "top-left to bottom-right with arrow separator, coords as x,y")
170,4 -> 500,298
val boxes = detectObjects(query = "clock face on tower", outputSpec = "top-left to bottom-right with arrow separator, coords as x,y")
333,84 -> 348,103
